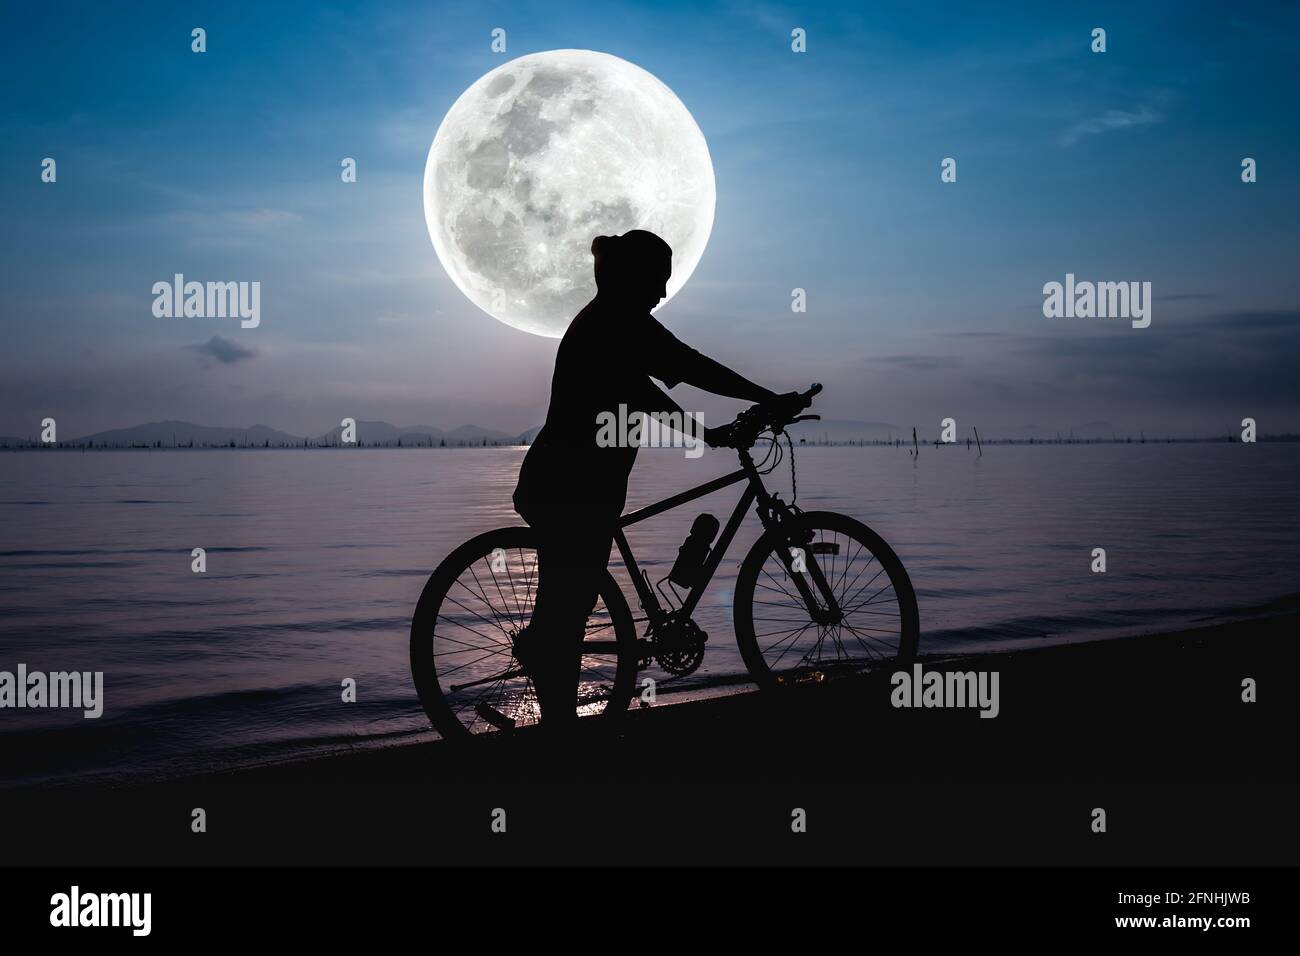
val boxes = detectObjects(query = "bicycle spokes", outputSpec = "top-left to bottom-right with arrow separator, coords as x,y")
753,527 -> 904,673
428,547 -> 623,733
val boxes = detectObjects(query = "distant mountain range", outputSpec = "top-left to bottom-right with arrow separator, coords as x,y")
0,418 -> 1282,448
0,419 -> 531,447
314,420 -> 520,446
49,417 -> 1000,447
65,421 -> 306,447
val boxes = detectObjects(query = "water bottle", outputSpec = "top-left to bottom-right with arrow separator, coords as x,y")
668,513 -> 721,589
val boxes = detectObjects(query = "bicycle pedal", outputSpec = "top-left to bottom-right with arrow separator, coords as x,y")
474,703 -> 516,731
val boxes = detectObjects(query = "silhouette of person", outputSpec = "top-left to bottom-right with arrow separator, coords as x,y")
513,229 -> 781,726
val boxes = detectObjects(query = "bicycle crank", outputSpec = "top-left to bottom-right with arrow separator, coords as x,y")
651,613 -> 708,677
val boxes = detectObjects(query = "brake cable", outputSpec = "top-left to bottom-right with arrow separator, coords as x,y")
785,431 -> 798,505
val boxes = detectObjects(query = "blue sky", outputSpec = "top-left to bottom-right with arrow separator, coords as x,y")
2,0 -> 1297,437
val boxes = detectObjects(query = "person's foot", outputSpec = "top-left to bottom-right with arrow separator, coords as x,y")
512,624 -> 542,677
513,625 -> 559,723
513,626 -> 581,729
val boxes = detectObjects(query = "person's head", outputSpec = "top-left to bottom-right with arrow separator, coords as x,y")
590,230 -> 672,312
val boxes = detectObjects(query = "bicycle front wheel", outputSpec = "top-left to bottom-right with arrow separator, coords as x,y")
734,511 -> 919,688
410,526 -> 639,738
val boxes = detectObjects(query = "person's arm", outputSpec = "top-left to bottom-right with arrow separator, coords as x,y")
674,349 -> 778,405
644,318 -> 778,404
637,380 -> 708,443
642,380 -> 688,421
637,380 -> 741,449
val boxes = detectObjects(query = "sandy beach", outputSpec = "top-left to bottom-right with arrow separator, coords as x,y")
3,612 -> 1295,867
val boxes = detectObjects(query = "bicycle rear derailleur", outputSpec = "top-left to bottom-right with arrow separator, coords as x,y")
643,611 -> 707,677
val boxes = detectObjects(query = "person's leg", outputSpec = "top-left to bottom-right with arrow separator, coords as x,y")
551,538 -> 612,724
526,519 -> 613,726
523,530 -> 575,723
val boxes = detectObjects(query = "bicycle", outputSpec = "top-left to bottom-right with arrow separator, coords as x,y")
410,384 -> 919,738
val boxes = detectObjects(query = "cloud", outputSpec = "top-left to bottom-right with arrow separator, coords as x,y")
1194,310 -> 1300,331
1012,309 -> 1300,406
222,208 -> 303,231
1059,106 -> 1162,146
1154,292 -> 1218,302
188,336 -> 258,365
726,0 -> 796,36
866,353 -> 962,370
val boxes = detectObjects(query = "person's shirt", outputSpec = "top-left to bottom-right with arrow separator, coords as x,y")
514,296 -> 707,518
542,297 -> 704,448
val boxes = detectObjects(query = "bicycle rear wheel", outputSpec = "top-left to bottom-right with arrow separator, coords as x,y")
734,511 -> 919,688
410,526 -> 639,738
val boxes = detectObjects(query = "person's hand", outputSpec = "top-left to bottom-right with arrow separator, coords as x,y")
771,390 -> 804,413
704,424 -> 734,449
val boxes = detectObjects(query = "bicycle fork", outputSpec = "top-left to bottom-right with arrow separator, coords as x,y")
774,526 -> 843,625
744,454 -> 843,627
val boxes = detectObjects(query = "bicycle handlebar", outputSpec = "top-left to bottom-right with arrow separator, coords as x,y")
719,383 -> 822,449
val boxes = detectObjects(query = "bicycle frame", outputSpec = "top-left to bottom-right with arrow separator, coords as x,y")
611,446 -> 843,632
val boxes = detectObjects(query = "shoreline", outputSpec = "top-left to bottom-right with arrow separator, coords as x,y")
162,610 -> 1300,788
5,435 -> 1300,450
3,612 -> 1296,865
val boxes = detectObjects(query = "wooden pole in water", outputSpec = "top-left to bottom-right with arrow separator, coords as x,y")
974,426 -> 983,457
911,426 -> 919,457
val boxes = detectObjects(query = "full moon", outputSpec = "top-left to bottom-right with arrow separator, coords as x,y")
423,49 -> 716,338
